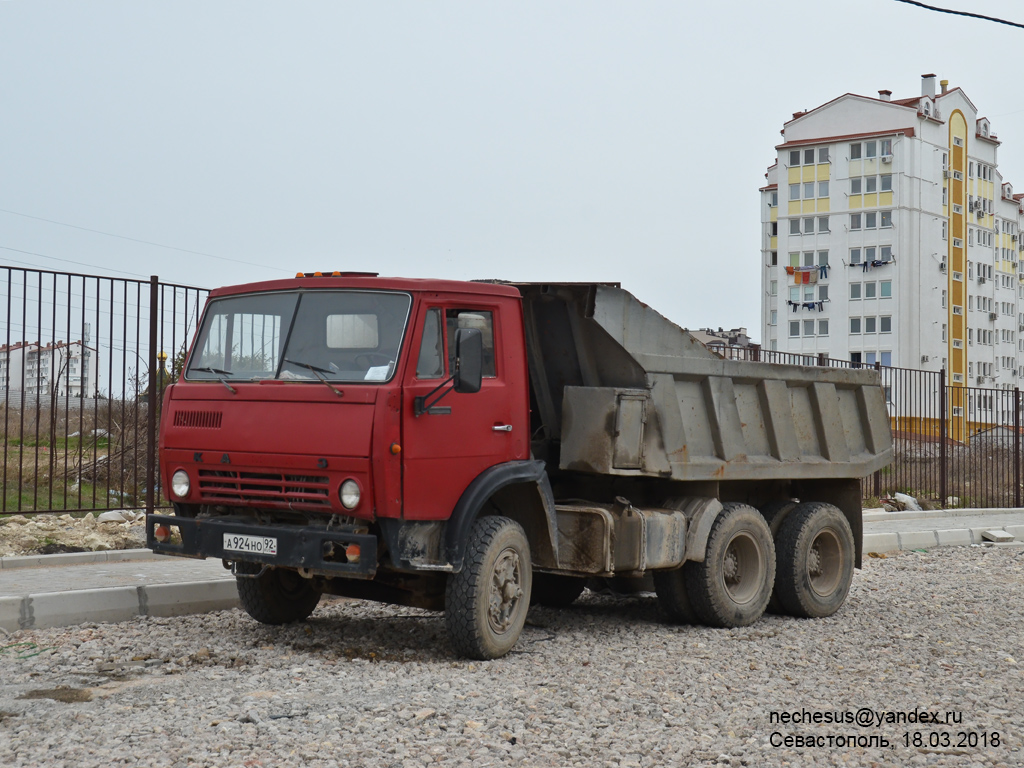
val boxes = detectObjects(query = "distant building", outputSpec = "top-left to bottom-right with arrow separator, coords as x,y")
760,74 -> 1024,393
0,340 -> 97,398
690,327 -> 760,357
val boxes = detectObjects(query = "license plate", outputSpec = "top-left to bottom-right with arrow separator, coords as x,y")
223,533 -> 278,556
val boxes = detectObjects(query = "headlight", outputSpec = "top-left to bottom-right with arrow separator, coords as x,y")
171,470 -> 191,498
339,479 -> 361,509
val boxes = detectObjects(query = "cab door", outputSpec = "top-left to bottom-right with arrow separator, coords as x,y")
401,300 -> 517,520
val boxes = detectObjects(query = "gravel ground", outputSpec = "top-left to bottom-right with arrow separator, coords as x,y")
1,546 -> 1023,768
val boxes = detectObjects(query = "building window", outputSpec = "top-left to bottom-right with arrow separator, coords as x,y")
880,174 -> 892,192
769,191 -> 778,207
850,143 -> 862,160
803,320 -> 815,336
880,139 -> 892,156
770,280 -> 777,296
790,219 -> 801,235
850,283 -> 862,299
953,170 -> 963,180
881,210 -> 892,228
881,281 -> 892,299
880,316 -> 892,333
850,317 -> 862,333
804,148 -> 815,165
865,212 -> 877,229
771,222 -> 778,236
880,245 -> 892,260
790,321 -> 800,337
818,181 -> 829,198
850,178 -> 862,195
818,285 -> 829,301
803,251 -> 815,267
803,217 -> 814,234
953,238 -> 963,249
804,182 -> 815,199
865,176 -> 877,194
818,147 -> 829,163
790,184 -> 800,201
881,351 -> 891,366
865,282 -> 877,299
790,150 -> 801,166
942,221 -> 947,240
790,287 -> 800,302
851,214 -> 862,230
850,248 -> 861,265
953,136 -> 963,147
770,251 -> 778,266
770,310 -> 777,325
818,250 -> 828,266
819,320 -> 829,336
865,141 -> 877,158
818,216 -> 829,233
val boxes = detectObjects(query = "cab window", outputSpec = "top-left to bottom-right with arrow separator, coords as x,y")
446,309 -> 495,377
415,308 -> 445,379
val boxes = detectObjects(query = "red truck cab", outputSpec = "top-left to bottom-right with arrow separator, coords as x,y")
150,273 -> 552,658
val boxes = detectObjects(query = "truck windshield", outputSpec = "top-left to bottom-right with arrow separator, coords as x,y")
186,290 -> 412,383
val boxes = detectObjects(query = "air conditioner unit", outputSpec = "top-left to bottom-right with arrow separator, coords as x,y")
990,312 -> 998,320
921,355 -> 930,363
977,210 -> 985,219
881,154 -> 893,164
943,169 -> 952,179
939,262 -> 947,273
1013,234 -> 1018,242
979,276 -> 987,284
978,376 -> 986,385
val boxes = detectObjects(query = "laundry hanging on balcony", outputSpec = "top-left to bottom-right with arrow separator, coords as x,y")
787,266 -> 819,284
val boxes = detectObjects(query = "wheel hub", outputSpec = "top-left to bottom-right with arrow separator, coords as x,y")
488,549 -> 523,633
807,544 -> 822,577
724,548 -> 739,583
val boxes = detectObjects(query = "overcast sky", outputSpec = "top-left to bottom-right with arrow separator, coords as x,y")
3,0 -> 1024,341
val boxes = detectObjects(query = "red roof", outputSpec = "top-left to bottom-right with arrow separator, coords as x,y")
777,127 -> 914,150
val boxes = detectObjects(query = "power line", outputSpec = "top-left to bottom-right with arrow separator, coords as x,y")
893,0 -> 1024,29
0,245 -> 151,279
0,207 -> 290,273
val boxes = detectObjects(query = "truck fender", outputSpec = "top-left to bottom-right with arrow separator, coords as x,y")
678,497 -> 724,563
445,460 -> 559,572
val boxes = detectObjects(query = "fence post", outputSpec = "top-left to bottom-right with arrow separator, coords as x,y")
146,276 -> 159,515
1016,388 -> 1021,509
939,369 -> 947,508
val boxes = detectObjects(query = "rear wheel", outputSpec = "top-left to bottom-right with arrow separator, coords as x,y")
759,499 -> 798,613
445,516 -> 532,660
685,503 -> 775,628
235,564 -> 321,625
531,574 -> 586,607
773,502 -> 854,618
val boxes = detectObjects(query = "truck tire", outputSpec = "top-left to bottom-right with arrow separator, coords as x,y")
773,502 -> 854,619
445,516 -> 532,660
531,574 -> 586,607
653,568 -> 697,624
685,503 -> 775,628
235,564 -> 321,625
759,499 -> 798,614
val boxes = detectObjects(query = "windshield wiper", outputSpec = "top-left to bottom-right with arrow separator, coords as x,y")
191,366 -> 237,394
283,359 -> 345,397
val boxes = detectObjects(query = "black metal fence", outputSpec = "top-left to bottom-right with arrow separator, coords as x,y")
4,266 -> 1024,514
0,267 -> 207,514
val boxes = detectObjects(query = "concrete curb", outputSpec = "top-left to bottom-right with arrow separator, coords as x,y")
863,507 -> 1024,522
1,549 -> 158,570
0,579 -> 238,633
864,527 -> 1019,553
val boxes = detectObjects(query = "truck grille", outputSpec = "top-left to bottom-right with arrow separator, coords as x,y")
197,469 -> 330,507
173,410 -> 223,429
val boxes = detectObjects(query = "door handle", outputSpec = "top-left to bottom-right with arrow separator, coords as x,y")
493,425 -> 513,432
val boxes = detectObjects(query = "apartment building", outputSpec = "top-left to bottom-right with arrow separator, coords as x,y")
0,339 -> 97,398
761,75 -> 1024,393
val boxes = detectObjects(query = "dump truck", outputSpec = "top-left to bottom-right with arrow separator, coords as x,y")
148,275 -> 892,659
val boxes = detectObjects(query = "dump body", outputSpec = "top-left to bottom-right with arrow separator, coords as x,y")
517,282 -> 892,483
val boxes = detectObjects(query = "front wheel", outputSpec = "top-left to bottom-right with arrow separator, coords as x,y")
685,503 -> 775,628
773,502 -> 854,618
445,516 -> 532,660
235,564 -> 321,625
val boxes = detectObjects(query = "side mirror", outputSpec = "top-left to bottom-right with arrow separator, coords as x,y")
453,328 -> 483,394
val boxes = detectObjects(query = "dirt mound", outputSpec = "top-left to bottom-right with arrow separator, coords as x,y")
0,512 -> 148,557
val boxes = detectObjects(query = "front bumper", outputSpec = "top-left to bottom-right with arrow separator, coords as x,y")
146,514 -> 378,579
